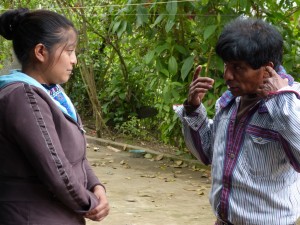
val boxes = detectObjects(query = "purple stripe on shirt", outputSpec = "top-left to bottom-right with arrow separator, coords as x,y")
246,125 -> 279,141
279,136 -> 300,172
268,90 -> 300,100
189,127 -> 211,165
219,104 -> 260,221
247,124 -> 300,172
220,107 -> 238,220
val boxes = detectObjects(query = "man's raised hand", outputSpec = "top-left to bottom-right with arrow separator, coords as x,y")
188,65 -> 214,107
257,66 -> 288,97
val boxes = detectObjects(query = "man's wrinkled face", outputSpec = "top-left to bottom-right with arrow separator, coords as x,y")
223,61 -> 266,96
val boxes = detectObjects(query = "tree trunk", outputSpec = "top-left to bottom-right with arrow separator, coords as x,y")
77,11 -> 111,138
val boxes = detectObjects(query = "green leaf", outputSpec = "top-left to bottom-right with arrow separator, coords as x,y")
213,55 -> 224,72
174,44 -> 188,55
168,56 -> 178,75
126,22 -> 132,35
239,0 -> 248,10
171,88 -> 180,99
228,0 -> 238,8
149,77 -> 157,89
144,50 -> 155,64
165,19 -> 175,33
119,92 -> 126,100
214,79 -> 224,88
151,14 -> 165,28
204,25 -> 217,40
166,0 -> 177,15
117,21 -> 127,38
217,14 -> 221,23
172,82 -> 184,87
163,85 -> 171,103
155,43 -> 170,55
160,68 -> 170,77
136,5 -> 148,27
156,58 -> 163,71
163,105 -> 170,112
112,20 -> 121,33
181,56 -> 195,80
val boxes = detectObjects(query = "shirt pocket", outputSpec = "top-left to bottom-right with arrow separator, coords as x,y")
250,135 -> 273,145
241,133 -> 292,180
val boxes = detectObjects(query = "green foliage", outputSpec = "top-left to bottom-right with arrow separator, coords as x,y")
115,116 -> 148,139
0,0 -> 300,153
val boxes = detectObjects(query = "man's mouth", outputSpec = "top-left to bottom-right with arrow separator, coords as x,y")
228,86 -> 239,91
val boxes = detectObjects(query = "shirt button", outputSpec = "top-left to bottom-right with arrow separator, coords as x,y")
257,137 -> 262,142
229,153 -> 235,159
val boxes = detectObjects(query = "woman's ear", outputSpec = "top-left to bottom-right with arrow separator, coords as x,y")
34,43 -> 48,63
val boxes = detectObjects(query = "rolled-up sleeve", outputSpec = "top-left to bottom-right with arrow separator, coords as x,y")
174,104 -> 213,165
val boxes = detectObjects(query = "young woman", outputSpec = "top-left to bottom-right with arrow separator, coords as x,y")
0,8 -> 109,224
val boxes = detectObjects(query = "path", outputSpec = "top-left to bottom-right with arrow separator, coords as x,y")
85,138 -> 215,225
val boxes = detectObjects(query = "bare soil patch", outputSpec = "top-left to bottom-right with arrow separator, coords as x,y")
85,143 -> 215,225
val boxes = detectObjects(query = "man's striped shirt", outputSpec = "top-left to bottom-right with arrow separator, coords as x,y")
175,83 -> 300,225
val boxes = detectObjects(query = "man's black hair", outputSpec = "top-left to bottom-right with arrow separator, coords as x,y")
215,17 -> 283,71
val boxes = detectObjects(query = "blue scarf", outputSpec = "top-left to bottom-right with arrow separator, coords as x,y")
0,70 -> 77,122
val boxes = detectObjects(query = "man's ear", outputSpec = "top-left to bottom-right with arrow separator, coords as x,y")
262,62 -> 274,78
267,61 -> 274,68
34,43 -> 48,63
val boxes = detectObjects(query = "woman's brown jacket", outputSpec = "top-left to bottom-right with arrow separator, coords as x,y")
0,82 -> 102,225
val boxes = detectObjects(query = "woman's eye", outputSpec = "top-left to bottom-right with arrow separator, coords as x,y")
67,50 -> 75,55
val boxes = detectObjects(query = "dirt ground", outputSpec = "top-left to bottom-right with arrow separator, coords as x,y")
84,140 -> 216,225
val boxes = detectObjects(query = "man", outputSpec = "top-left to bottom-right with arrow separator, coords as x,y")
175,17 -> 300,225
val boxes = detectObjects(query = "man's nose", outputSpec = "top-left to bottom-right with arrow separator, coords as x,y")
223,67 -> 234,81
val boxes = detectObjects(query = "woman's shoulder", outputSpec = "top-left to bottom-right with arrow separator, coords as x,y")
0,82 -> 49,98
0,82 -> 54,114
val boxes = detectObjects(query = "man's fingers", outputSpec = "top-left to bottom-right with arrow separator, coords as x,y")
188,66 -> 214,106
193,65 -> 202,81
265,66 -> 279,78
190,75 -> 214,91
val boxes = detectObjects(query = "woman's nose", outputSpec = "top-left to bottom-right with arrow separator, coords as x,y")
71,53 -> 77,65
